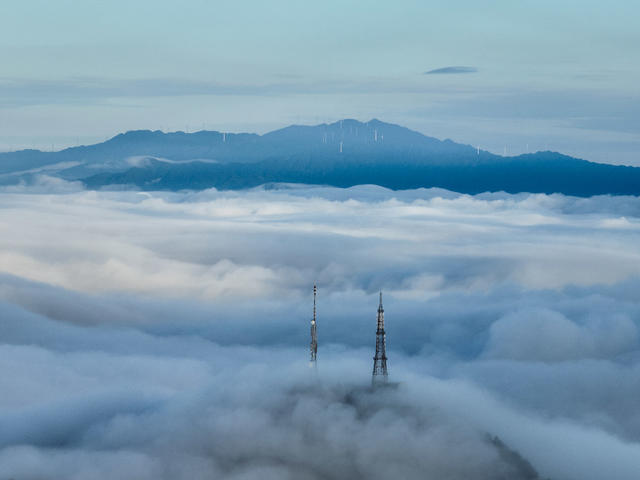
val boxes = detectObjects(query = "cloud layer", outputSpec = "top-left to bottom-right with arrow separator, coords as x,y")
1,182 -> 640,479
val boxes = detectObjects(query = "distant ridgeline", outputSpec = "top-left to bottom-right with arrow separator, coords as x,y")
1,119 -> 639,196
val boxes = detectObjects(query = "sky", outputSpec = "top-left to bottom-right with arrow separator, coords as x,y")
1,181 -> 640,478
0,0 -> 638,164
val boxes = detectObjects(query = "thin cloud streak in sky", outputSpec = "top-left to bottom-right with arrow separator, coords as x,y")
424,66 -> 479,74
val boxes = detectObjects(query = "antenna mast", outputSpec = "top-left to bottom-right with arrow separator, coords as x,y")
310,284 -> 318,366
372,291 -> 388,385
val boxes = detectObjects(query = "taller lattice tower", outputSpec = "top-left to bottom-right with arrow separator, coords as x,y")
310,284 -> 318,366
372,291 -> 388,385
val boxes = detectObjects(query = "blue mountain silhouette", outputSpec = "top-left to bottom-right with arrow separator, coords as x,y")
1,119 -> 638,196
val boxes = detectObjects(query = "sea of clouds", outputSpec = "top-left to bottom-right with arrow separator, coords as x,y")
1,179 -> 639,479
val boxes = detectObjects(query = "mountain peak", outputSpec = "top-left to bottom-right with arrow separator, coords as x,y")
3,118 -> 637,197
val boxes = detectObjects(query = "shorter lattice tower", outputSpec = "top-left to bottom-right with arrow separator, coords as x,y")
310,284 -> 318,366
372,291 -> 388,385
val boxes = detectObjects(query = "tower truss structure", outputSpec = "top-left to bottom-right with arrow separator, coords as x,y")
372,291 -> 388,384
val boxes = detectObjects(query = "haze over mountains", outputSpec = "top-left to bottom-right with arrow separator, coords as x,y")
1,119 -> 638,196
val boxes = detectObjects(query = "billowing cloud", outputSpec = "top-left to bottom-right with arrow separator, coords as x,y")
484,308 -> 638,362
1,182 -> 640,479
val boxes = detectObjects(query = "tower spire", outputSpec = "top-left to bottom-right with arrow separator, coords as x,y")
310,284 -> 318,366
372,291 -> 388,385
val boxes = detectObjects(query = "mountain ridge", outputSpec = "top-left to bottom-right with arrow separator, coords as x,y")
1,119 -> 639,196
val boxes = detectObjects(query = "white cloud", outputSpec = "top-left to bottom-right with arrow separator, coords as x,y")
484,308 -> 638,361
0,186 -> 638,298
1,184 -> 640,478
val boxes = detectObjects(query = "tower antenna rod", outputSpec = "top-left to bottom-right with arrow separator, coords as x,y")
310,284 -> 318,367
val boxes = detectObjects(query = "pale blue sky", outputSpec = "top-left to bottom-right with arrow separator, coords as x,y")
1,0 -> 638,163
